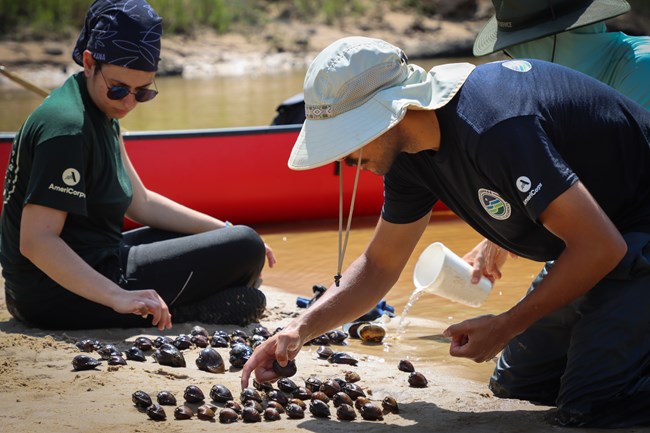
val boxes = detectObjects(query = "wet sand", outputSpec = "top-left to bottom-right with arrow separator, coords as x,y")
4,214 -> 644,432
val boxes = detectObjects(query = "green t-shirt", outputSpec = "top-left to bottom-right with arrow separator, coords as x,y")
0,72 -> 133,303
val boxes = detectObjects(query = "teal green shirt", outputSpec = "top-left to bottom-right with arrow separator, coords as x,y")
506,23 -> 650,110
0,72 -> 133,302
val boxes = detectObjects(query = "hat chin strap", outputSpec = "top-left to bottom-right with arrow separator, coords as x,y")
334,148 -> 362,287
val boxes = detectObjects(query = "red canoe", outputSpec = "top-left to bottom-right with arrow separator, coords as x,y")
0,125 -> 448,226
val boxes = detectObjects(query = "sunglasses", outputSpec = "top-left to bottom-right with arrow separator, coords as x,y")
98,68 -> 158,103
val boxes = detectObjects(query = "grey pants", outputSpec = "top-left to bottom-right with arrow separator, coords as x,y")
490,232 -> 650,428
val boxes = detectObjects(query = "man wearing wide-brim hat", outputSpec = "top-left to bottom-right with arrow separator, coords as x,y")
474,0 -> 650,109
242,35 -> 650,428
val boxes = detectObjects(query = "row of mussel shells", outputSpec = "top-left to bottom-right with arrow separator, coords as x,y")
132,371 -> 398,423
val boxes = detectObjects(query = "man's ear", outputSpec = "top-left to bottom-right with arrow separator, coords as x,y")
82,50 -> 95,77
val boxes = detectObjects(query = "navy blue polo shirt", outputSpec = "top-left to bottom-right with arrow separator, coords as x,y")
382,59 -> 650,262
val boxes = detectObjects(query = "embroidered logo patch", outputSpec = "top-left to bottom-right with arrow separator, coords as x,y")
62,168 -> 81,186
478,188 -> 511,220
502,60 -> 532,73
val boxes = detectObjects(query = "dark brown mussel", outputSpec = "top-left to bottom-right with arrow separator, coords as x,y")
174,405 -> 193,420
309,399 -> 331,418
360,402 -> 384,421
157,390 -> 177,406
292,386 -> 312,400
191,325 -> 209,337
107,355 -> 127,366
132,390 -> 153,408
243,399 -> 264,413
125,346 -> 146,362
357,323 -> 386,343
290,398 -> 307,410
209,384 -> 233,403
248,334 -> 266,349
241,406 -> 262,423
197,404 -> 216,420
305,376 -> 322,393
210,335 -> 229,348
231,329 -> 249,340
153,343 -> 186,368
311,391 -> 330,404
336,403 -> 357,421
253,378 -> 274,393
328,351 -> 358,366
264,407 -> 282,421
327,329 -> 348,344
219,408 -> 239,423
153,335 -> 174,348
267,389 -> 289,407
266,400 -> 285,414
184,385 -> 205,403
408,371 -> 428,388
75,339 -> 100,352
272,359 -> 297,377
277,377 -> 299,394
252,326 -> 271,338
240,387 -> 262,403
343,382 -> 366,400
344,370 -> 361,383
195,347 -> 225,373
382,395 -> 399,414
146,403 -> 166,421
354,396 -> 370,411
229,343 -> 253,368
316,345 -> 334,359
191,334 -> 210,348
97,344 -> 121,360
308,334 -> 330,346
398,359 -> 415,372
225,400 -> 242,414
285,402 -> 305,419
134,336 -> 154,351
320,379 -> 341,398
72,354 -> 101,371
332,391 -> 354,408
173,334 -> 192,350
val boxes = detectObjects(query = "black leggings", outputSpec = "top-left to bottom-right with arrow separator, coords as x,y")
6,225 -> 266,329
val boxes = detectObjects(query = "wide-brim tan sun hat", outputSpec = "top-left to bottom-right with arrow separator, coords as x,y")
288,36 -> 475,171
473,0 -> 630,56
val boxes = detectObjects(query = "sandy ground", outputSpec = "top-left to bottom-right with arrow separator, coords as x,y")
2,284 -> 648,433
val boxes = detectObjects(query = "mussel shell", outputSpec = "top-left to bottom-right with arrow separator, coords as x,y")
107,355 -> 127,366
243,400 -> 264,413
228,343 -> 253,368
266,400 -> 285,414
134,336 -> 154,351
267,389 -> 289,407
197,404 -> 216,420
210,336 -> 229,348
408,371 -> 428,388
153,343 -> 186,368
332,391 -> 354,408
311,391 -> 330,404
184,385 -> 205,403
382,395 -> 399,414
290,398 -> 307,410
209,384 -> 233,403
125,346 -> 146,362
231,329 -> 249,340
225,400 -> 242,414
72,354 -> 101,371
241,406 -> 261,423
359,402 -> 384,421
277,377 -> 299,394
252,326 -> 271,338
344,370 -> 361,383
263,407 -> 281,421
146,404 -> 166,421
316,345 -> 334,359
326,329 -> 348,344
173,405 -> 193,420
97,344 -> 121,360
219,408 -> 239,423
195,347 -> 225,373
354,396 -> 370,411
309,399 -> 331,418
173,334 -> 193,350
305,376 -> 322,393
239,387 -> 262,403
285,403 -> 305,419
336,403 -> 357,421
191,334 -> 210,348
253,378 -> 274,393
343,382 -> 366,400
308,334 -> 330,345
292,386 -> 312,400
272,359 -> 297,377
398,359 -> 415,372
191,325 -> 209,337
157,390 -> 177,406
328,352 -> 358,366
153,336 -> 174,348
320,379 -> 341,398
358,323 -> 386,343
75,339 -> 100,352
132,390 -> 153,408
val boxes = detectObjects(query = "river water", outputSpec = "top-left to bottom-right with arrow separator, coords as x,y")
0,55 -> 543,383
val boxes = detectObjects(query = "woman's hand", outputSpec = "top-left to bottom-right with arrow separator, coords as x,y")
463,239 -> 517,284
111,289 -> 172,331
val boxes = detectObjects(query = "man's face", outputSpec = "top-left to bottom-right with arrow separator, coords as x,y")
343,126 -> 402,176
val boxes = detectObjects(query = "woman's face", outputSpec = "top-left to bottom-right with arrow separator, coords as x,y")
83,51 -> 156,120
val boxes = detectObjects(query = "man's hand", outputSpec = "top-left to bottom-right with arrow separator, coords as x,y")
443,314 -> 513,363
241,327 -> 303,389
464,239 -> 517,284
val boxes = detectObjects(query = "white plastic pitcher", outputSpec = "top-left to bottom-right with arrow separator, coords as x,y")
413,242 -> 493,307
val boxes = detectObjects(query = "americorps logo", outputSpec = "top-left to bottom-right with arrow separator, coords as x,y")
62,168 -> 81,186
478,188 -> 511,220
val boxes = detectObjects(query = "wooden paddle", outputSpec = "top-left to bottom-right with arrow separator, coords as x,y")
0,64 -> 50,97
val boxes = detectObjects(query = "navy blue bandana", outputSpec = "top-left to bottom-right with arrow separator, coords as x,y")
72,0 -> 162,72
